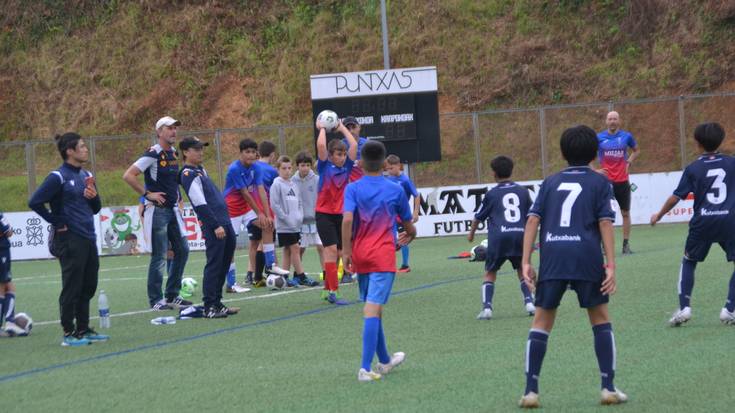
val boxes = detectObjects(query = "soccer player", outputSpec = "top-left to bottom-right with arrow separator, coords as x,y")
0,211 -> 20,336
122,116 -> 191,310
291,151 -> 324,281
316,118 -> 358,304
596,111 -> 640,254
467,155 -> 535,319
385,154 -> 420,273
342,140 -> 417,382
650,122 -> 735,326
29,133 -> 109,346
178,137 -> 240,318
519,125 -> 626,407
342,116 -> 368,182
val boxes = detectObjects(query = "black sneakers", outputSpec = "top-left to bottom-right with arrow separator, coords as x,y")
167,296 -> 193,307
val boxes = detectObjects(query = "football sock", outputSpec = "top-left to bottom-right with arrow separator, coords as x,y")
376,318 -> 391,364
593,322 -> 616,392
226,263 -> 236,287
679,257 -> 696,310
482,281 -> 494,310
3,292 -> 15,323
325,262 -> 338,291
401,246 -> 410,267
524,328 -> 549,395
255,251 -> 265,281
726,269 -> 735,312
520,280 -> 533,304
0,295 -> 5,326
263,243 -> 276,267
361,317 -> 380,371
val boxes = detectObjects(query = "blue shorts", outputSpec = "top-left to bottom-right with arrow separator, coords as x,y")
684,234 -> 735,262
535,279 -> 608,309
358,272 -> 395,305
485,235 -> 522,272
0,249 -> 11,283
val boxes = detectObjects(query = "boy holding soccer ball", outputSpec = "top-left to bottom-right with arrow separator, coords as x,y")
342,140 -> 416,382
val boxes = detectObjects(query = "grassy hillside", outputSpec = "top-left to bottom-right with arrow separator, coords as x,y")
2,0 -> 735,139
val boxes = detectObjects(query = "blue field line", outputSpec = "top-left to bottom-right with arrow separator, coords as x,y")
0,274 -> 479,384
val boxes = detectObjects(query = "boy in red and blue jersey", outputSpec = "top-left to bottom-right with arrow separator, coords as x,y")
385,155 -> 419,273
315,118 -> 358,304
342,140 -> 417,382
596,111 -> 640,254
650,122 -> 735,326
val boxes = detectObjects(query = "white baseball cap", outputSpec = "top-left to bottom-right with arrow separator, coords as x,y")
155,116 -> 181,130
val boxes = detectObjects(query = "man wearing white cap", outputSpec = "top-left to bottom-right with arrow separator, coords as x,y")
123,116 -> 191,310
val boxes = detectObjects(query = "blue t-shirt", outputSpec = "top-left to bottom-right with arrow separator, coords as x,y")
223,160 -> 260,217
257,160 -> 278,193
387,173 -> 419,200
475,182 -> 532,257
132,144 -> 181,208
529,166 -> 615,282
597,130 -> 637,183
673,153 -> 735,240
316,158 -> 354,215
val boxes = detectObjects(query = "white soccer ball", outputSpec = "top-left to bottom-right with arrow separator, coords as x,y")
266,274 -> 286,290
6,312 -> 33,336
481,239 -> 488,248
317,110 -> 339,132
181,277 -> 198,298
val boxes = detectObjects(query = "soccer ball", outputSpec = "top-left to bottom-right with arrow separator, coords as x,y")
5,312 -> 32,336
181,277 -> 198,298
481,239 -> 488,248
317,110 -> 339,132
266,274 -> 286,290
470,245 -> 487,262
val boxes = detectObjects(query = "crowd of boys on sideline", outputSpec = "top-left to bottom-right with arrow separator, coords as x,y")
3,112 -> 735,406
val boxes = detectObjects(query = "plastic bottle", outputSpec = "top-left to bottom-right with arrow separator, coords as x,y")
98,290 -> 110,329
150,316 -> 177,325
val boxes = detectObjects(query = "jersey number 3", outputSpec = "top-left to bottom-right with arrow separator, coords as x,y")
557,183 -> 582,227
706,168 -> 727,205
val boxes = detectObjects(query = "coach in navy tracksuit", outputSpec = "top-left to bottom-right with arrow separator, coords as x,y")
178,137 -> 239,319
29,133 -> 108,346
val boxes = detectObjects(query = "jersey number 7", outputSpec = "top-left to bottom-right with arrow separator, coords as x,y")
557,183 -> 582,227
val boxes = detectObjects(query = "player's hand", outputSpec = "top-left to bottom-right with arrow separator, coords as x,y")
56,225 -> 68,233
3,229 -> 12,239
214,226 -> 226,239
259,213 -> 273,230
467,232 -> 474,242
595,168 -> 608,177
522,263 -> 537,292
146,191 -> 166,205
601,266 -> 617,295
83,186 -> 97,199
649,213 -> 660,226
315,119 -> 325,130
342,252 -> 352,273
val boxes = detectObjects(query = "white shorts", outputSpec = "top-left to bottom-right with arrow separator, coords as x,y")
300,223 -> 322,247
230,210 -> 258,235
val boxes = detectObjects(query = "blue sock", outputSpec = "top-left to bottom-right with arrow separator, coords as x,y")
520,280 -> 533,304
401,246 -> 410,267
226,263 -> 236,287
361,317 -> 380,371
524,329 -> 549,395
482,282 -> 494,310
0,295 -> 5,326
376,319 -> 391,364
679,258 -> 696,309
264,244 -> 276,267
3,292 -> 15,323
726,270 -> 735,312
593,323 -> 616,392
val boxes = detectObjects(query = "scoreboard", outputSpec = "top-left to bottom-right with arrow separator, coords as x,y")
310,67 -> 441,163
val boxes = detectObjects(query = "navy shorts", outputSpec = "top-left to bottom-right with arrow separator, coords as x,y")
0,249 -> 11,283
535,279 -> 609,309
685,235 -> 735,262
612,181 -> 631,211
316,212 -> 343,249
246,222 -> 275,242
485,236 -> 522,272
277,232 -> 301,247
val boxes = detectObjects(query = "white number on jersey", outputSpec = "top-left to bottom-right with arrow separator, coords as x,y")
557,182 -> 582,227
502,193 -> 522,223
706,168 -> 727,205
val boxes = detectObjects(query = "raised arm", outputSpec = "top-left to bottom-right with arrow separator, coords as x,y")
337,122 -> 358,161
316,120 -> 328,161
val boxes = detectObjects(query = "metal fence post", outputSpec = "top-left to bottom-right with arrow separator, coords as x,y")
25,142 -> 36,196
472,113 -> 482,183
539,108 -> 548,177
88,137 -> 97,176
608,101 -> 614,112
278,126 -> 286,155
677,96 -> 687,169
215,129 -> 224,188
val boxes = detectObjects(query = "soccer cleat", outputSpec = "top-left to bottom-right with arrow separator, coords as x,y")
476,308 -> 493,320
376,352 -> 405,375
358,368 -> 382,382
518,392 -> 540,408
621,244 -> 634,255
285,277 -> 300,288
397,265 -> 411,273
79,329 -> 109,342
3,321 -> 28,337
61,334 -> 92,347
218,304 -> 240,315
327,292 -> 349,306
151,299 -> 173,311
669,306 -> 692,327
204,306 -> 228,319
296,274 -> 320,287
600,388 -> 628,405
246,273 -> 254,285
265,265 -> 290,277
253,279 -> 267,288
226,284 -> 251,294
167,296 -> 193,308
525,302 -> 536,316
719,307 -> 735,325
340,274 -> 355,284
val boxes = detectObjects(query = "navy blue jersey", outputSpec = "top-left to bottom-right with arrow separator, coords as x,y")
529,167 -> 615,282
0,212 -> 10,249
475,182 -> 532,257
673,153 -> 735,240
133,144 -> 181,208
179,165 -> 230,231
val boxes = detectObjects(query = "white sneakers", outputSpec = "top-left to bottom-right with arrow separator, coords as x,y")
376,352 -> 405,375
525,302 -> 536,316
600,388 -> 629,405
719,307 -> 735,325
357,368 -> 381,382
669,306 -> 692,326
265,265 -> 290,277
476,308 -> 493,320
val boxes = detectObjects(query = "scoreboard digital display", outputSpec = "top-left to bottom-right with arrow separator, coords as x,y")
310,67 -> 441,163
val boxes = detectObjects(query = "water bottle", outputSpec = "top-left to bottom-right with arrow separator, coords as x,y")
98,290 -> 110,329
150,316 -> 176,325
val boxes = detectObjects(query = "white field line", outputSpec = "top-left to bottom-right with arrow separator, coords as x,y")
33,283 -> 345,327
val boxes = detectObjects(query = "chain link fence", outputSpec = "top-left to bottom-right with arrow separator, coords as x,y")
2,92 -> 734,210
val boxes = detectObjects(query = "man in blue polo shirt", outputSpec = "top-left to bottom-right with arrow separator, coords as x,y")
123,116 -> 191,310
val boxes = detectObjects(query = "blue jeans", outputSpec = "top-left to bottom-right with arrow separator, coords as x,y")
147,207 -> 189,306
